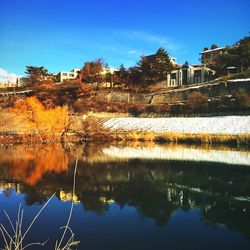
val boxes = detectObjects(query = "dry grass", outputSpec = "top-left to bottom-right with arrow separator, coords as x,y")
0,109 -> 36,133
111,131 -> 250,145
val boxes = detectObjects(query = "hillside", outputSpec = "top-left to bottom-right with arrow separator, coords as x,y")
1,78 -> 249,117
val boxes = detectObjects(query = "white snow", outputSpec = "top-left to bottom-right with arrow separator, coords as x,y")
102,116 -> 250,135
102,146 -> 250,166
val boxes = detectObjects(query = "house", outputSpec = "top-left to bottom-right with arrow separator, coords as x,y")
0,81 -> 17,88
100,67 -> 117,88
166,62 -> 215,87
58,68 -> 81,82
200,47 -> 225,64
101,67 -> 117,75
16,77 -> 29,86
142,54 -> 178,66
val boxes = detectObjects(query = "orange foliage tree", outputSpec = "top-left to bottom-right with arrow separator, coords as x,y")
14,97 -> 69,141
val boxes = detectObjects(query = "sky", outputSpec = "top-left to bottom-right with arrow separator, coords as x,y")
0,0 -> 249,78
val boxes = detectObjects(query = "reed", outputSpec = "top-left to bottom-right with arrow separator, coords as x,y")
112,131 -> 250,145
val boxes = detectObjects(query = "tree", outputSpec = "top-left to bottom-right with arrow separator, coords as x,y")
153,47 -> 174,81
14,97 -> 69,142
105,67 -> 113,88
79,58 -> 105,89
25,66 -> 48,84
127,66 -> 142,91
137,47 -> 174,85
137,56 -> 153,84
213,36 -> 250,76
234,36 -> 250,71
112,64 -> 128,88
210,44 -> 218,50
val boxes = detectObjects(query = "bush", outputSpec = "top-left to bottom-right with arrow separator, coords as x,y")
128,104 -> 146,116
13,97 -> 69,141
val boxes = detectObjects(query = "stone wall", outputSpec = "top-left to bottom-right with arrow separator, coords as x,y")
97,80 -> 250,105
147,80 -> 250,104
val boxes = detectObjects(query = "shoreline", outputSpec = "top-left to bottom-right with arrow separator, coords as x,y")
0,131 -> 249,146
0,115 -> 249,145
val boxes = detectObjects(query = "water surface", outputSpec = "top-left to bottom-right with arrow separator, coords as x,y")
0,143 -> 250,250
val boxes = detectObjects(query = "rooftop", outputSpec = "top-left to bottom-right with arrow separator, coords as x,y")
143,54 -> 176,61
200,47 -> 225,54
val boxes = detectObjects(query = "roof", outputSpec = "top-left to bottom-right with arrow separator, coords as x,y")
200,47 -> 225,54
142,54 -> 176,61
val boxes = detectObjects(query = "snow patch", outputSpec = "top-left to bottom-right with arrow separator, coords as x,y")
102,116 -> 250,135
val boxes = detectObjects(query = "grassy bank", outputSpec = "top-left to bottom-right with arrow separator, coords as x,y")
1,130 -> 250,146
1,107 -> 250,145
109,131 -> 250,146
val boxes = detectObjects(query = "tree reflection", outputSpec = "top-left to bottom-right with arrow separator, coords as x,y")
0,144 -> 69,185
0,144 -> 250,238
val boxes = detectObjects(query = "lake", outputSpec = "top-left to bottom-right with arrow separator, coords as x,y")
0,143 -> 250,250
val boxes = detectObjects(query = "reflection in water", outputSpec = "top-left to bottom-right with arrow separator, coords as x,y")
102,145 -> 250,166
0,144 -> 69,185
0,143 -> 250,249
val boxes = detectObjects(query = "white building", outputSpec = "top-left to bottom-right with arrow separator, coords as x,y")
166,63 -> 215,87
58,68 -> 81,82
101,67 -> 117,75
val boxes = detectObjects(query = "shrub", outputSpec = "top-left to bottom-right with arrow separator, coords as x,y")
128,104 -> 146,116
13,97 -> 69,141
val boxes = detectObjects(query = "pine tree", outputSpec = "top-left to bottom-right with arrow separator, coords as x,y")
153,47 -> 174,81
213,36 -> 250,76
138,47 -> 174,84
25,66 -> 48,83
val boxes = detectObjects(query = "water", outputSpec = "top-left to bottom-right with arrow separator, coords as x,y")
0,143 -> 250,250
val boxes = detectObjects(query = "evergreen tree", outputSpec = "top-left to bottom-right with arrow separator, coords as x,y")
118,64 -> 128,85
153,47 -> 174,81
25,66 -> 48,84
79,58 -> 105,89
138,47 -> 174,84
137,57 -> 153,84
105,66 -> 113,88
128,66 -> 142,91
214,36 -> 250,75
210,44 -> 218,50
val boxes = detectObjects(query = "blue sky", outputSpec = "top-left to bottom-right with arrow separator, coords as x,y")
0,0 -> 249,76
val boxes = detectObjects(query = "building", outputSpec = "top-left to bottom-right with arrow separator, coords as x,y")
200,47 -> 225,64
166,63 -> 215,87
58,68 -> 81,82
0,81 -> 17,88
101,67 -> 117,75
100,67 -> 118,88
16,77 -> 28,86
142,54 -> 178,66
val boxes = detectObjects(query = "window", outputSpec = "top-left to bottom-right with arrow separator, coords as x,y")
69,73 -> 74,77
62,73 -> 67,76
194,70 -> 201,77
170,73 -> 176,79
